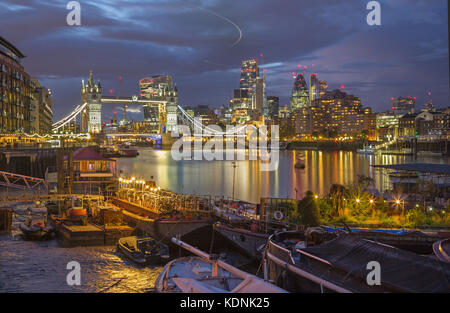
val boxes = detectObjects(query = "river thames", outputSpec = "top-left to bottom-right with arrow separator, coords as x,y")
117,148 -> 450,203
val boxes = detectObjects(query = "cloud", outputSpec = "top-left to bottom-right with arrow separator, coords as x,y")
0,0 -> 447,119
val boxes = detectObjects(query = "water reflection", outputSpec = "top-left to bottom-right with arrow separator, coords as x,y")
117,148 -> 450,204
0,236 -> 161,293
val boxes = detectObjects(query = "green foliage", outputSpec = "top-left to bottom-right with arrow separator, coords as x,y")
297,191 -> 321,227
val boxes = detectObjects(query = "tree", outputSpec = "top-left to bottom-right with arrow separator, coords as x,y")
298,191 -> 321,227
329,184 -> 346,217
358,175 -> 375,189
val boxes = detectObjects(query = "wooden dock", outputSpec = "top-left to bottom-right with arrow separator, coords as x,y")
0,207 -> 13,233
52,218 -> 134,247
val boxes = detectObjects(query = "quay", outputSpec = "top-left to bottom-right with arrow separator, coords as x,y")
52,221 -> 134,246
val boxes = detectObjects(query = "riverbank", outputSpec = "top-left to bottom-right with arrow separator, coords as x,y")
287,140 -> 365,151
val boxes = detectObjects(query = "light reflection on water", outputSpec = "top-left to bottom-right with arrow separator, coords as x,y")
117,148 -> 450,203
0,235 -> 161,293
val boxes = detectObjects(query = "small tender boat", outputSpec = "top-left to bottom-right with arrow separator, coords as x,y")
389,172 -> 419,179
433,238 -> 450,263
357,145 -> 375,155
102,146 -> 121,158
67,207 -> 88,225
417,151 -> 443,157
119,144 -> 139,157
117,236 -> 170,265
155,238 -> 287,293
19,217 -> 53,240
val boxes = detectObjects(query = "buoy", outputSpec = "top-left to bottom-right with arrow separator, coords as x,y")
274,210 -> 284,221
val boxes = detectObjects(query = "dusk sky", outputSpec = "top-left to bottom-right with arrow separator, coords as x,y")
1,0 -> 449,121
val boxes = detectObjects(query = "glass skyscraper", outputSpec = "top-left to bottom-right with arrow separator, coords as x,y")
290,73 -> 309,110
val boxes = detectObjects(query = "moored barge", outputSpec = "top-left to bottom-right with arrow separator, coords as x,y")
264,230 -> 450,293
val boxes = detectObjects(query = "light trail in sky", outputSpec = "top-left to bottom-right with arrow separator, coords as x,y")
185,2 -> 243,47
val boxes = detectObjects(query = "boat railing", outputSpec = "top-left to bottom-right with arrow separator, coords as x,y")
265,233 -> 353,293
323,223 -> 450,232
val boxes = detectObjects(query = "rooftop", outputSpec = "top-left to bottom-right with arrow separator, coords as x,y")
70,147 -> 114,162
0,36 -> 25,59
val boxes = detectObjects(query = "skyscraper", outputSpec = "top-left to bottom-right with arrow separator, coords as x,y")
319,80 -> 328,98
391,96 -> 415,116
309,74 -> 320,102
266,96 -> 279,120
290,73 -> 309,110
240,59 -> 259,89
231,59 -> 266,123
230,88 -> 251,124
254,76 -> 265,115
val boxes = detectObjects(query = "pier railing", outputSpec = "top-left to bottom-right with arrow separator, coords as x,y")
115,187 -> 212,214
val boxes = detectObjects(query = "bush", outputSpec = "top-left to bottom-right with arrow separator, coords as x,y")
297,191 -> 321,227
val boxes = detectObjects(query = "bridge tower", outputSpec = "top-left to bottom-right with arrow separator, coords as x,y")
81,71 -> 102,134
139,75 -> 178,134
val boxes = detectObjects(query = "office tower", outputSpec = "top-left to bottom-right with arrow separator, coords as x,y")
30,78 -> 53,134
266,96 -> 279,120
391,96 -> 415,116
230,88 -> 251,124
309,74 -> 320,102
240,59 -> 259,89
290,73 -> 309,110
319,80 -> 328,99
0,36 -> 33,134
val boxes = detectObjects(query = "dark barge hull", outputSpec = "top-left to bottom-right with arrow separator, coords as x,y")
265,231 -> 450,293
214,225 -> 269,260
323,226 -> 449,254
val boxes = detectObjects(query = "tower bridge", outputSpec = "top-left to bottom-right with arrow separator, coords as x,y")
52,71 -> 247,141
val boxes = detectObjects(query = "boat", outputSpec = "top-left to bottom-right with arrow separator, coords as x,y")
66,206 -> 88,225
19,216 -> 54,240
117,236 -> 170,265
119,143 -> 139,157
212,199 -> 299,260
417,151 -> 443,157
155,238 -> 287,293
102,146 -> 121,158
389,172 -> 419,179
264,229 -> 450,293
322,226 -> 444,254
212,200 -> 258,222
433,238 -> 450,263
214,223 -> 271,260
357,145 -> 375,155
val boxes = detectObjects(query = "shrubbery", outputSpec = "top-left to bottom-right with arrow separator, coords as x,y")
289,185 -> 449,228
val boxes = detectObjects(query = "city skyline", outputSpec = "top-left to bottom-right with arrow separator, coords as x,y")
1,0 -> 448,121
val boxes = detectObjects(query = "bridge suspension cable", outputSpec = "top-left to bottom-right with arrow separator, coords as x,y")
52,102 -> 88,131
177,105 -> 247,135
